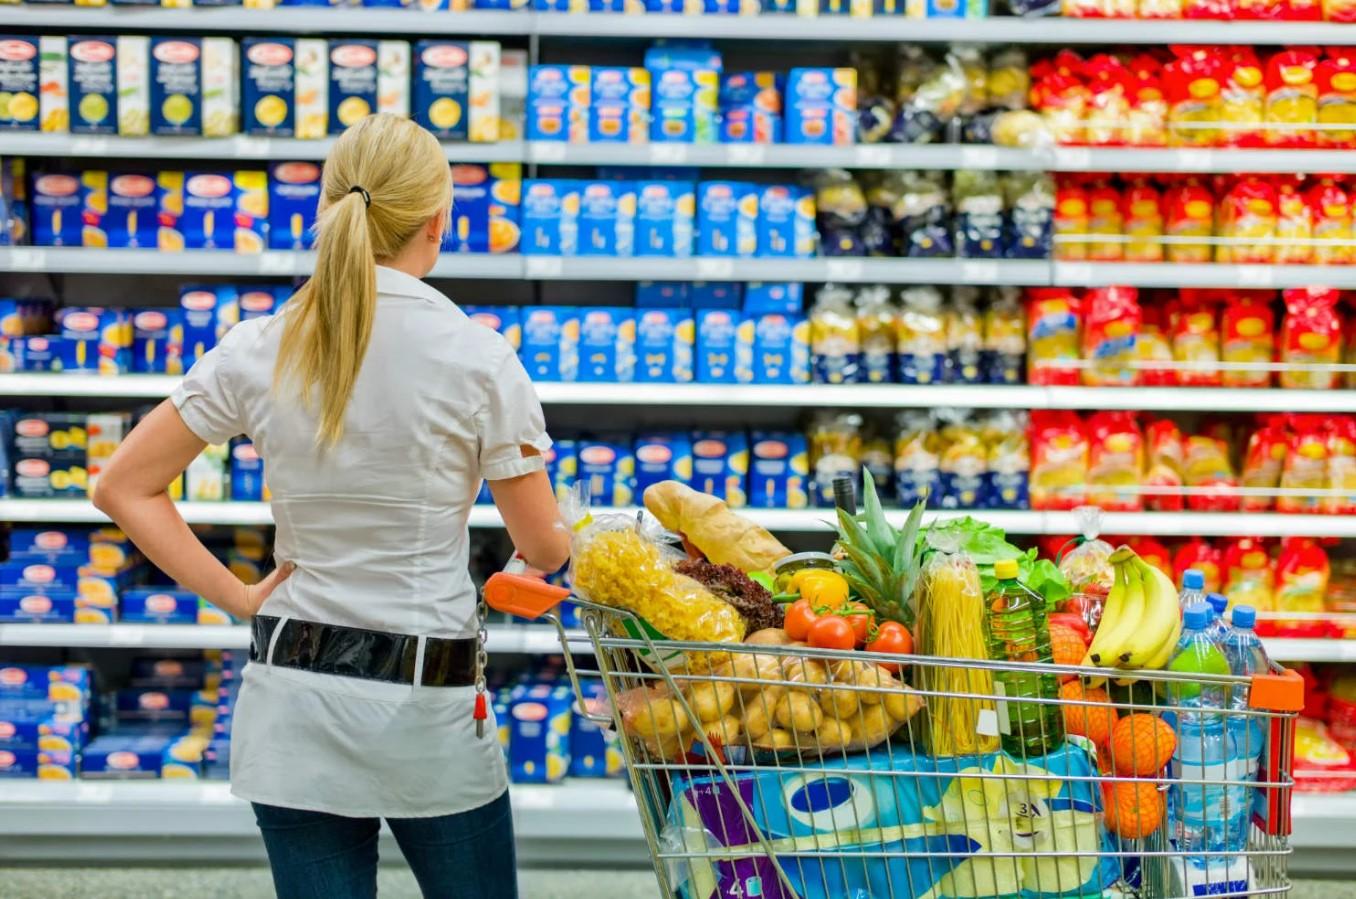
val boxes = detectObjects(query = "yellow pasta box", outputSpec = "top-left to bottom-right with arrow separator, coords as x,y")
115,35 -> 150,137
39,36 -> 68,133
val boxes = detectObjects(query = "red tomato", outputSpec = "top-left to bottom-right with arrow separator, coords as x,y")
784,599 -> 819,642
865,621 -> 914,672
807,615 -> 856,651
842,602 -> 875,647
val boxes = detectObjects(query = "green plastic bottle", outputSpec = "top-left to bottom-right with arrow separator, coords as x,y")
985,558 -> 1065,759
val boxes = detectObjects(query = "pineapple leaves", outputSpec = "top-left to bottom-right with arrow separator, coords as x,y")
859,469 -> 894,560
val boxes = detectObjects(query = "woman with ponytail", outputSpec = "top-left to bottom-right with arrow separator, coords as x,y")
93,114 -> 569,899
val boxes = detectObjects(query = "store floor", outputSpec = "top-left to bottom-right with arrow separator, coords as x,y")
1,869 -> 1353,898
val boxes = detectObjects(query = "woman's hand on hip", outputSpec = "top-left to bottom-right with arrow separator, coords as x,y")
241,561 -> 297,617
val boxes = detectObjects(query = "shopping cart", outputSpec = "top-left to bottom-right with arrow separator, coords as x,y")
486,574 -> 1305,899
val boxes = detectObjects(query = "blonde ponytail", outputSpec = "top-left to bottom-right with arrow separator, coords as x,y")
275,113 -> 452,446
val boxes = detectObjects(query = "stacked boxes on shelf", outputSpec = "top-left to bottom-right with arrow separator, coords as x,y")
0,664 -> 91,779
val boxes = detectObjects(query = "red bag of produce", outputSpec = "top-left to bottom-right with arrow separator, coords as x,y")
1280,286 -> 1343,389
1221,290 -> 1278,387
1053,176 -> 1090,261
1219,48 -> 1266,146
1087,179 -> 1126,262
1325,415 -> 1356,514
1138,300 -> 1179,386
1087,411 -> 1145,511
1276,176 -> 1316,264
1174,536 -> 1224,592
1265,48 -> 1321,148
1123,179 -> 1164,262
1026,287 -> 1083,385
1082,286 -> 1141,386
1308,178 -> 1354,266
1165,48 -> 1225,143
1241,418 -> 1288,511
1164,176 -> 1217,263
1172,289 -> 1223,386
1029,410 -> 1089,510
1217,176 -> 1278,265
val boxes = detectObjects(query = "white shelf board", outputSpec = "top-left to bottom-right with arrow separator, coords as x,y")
1263,638 -> 1356,664
0,499 -> 273,526
520,256 -> 1050,284
0,132 -> 524,163
1053,261 -> 1356,290
0,6 -> 531,35
1,248 -> 523,279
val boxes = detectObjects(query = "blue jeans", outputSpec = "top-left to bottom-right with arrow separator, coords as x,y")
253,791 -> 518,899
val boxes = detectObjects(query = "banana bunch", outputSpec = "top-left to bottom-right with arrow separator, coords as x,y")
1081,547 -> 1183,672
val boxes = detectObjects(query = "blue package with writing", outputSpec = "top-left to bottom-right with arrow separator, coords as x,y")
267,161 -> 321,250
9,528 -> 90,565
695,308 -> 745,384
697,182 -> 757,257
464,306 -> 522,351
150,37 -> 203,136
576,438 -> 635,508
0,708 -> 85,754
240,38 -> 300,137
578,181 -> 635,257
0,36 -> 40,132
121,588 -> 198,625
744,282 -> 802,315
179,285 -> 238,365
634,181 -> 695,258
68,37 -> 118,136
748,431 -> 809,509
0,560 -> 79,593
328,40 -> 380,136
719,107 -> 781,144
115,688 -> 198,725
757,185 -> 816,258
569,679 -> 623,779
413,41 -> 470,141
238,287 -> 279,322
577,307 -> 635,382
0,591 -> 76,623
527,65 -> 589,143
636,281 -> 689,308
0,664 -> 90,706
131,657 -> 207,689
649,68 -> 719,144
691,282 -> 742,309
633,432 -> 693,498
229,438 -> 265,501
691,431 -> 748,506
785,67 -> 856,146
30,171 -> 101,247
0,747 -> 78,779
588,67 -> 648,144
519,306 -> 579,382
521,180 -> 581,256
545,439 -> 578,501
509,683 -> 572,784
643,46 -> 723,72
634,308 -> 694,383
55,307 -> 130,374
739,311 -> 810,385
106,173 -> 161,249
80,734 -> 168,780
445,163 -> 522,256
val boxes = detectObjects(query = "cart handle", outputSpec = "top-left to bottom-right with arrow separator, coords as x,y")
483,573 -> 570,620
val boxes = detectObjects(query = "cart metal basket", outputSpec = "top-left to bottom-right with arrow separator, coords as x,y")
486,574 -> 1305,899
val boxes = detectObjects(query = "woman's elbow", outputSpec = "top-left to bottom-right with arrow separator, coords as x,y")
90,473 -> 127,517
522,533 -> 571,574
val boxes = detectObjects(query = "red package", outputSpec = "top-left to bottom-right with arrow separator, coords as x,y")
1172,289 -> 1223,386
1033,64 -> 1090,144
1222,536 -> 1276,609
1280,286 -> 1343,389
1086,178 -> 1125,261
1325,415 -> 1356,515
1275,536 -> 1330,616
1183,433 -> 1241,512
1123,178 -> 1165,262
1165,48 -> 1225,143
1137,300 -> 1178,386
1084,56 -> 1133,145
1288,0 -> 1323,20
1144,418 -> 1186,510
1278,413 -> 1331,513
1217,175 -> 1278,264
1127,58 -> 1170,145
1276,176 -> 1315,264
1164,176 -> 1217,263
1326,0 -> 1356,24
1317,51 -> 1356,148
1082,286 -> 1141,386
1221,291 -> 1277,387
1265,48 -> 1321,148
1241,419 -> 1289,511
1026,288 -> 1083,386
1308,177 -> 1353,266
1087,411 -> 1145,511
1219,49 -> 1266,146
1029,411 -> 1089,511
1174,536 -> 1224,592
1053,176 -> 1090,261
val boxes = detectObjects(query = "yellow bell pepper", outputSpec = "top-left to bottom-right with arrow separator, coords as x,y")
789,569 -> 850,608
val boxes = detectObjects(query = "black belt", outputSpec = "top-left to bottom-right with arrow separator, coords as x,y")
250,615 -> 478,687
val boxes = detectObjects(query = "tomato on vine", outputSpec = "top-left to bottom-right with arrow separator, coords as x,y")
807,615 -> 856,651
865,621 -> 914,672
784,599 -> 820,642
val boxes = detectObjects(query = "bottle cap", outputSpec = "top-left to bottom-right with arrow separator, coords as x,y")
1232,605 -> 1256,629
1184,602 -> 1211,630
1207,593 -> 1228,614
1183,569 -> 1205,590
994,559 -> 1019,580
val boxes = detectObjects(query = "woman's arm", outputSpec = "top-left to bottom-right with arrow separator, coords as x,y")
489,450 -> 571,574
90,401 -> 292,619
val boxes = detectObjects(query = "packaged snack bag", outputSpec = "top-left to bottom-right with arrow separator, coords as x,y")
1174,537 -> 1224,592
1274,537 -> 1329,615
1221,291 -> 1276,387
1126,54 -> 1168,146
1163,176 -> 1216,263
1275,176 -> 1315,265
809,412 -> 861,508
1137,300 -> 1177,386
1082,285 -> 1140,387
896,286 -> 947,385
1144,417 -> 1186,511
1309,177 -> 1353,266
1317,50 -> 1356,148
1278,414 -> 1329,513
1084,55 -> 1132,146
1326,415 -> 1356,515
1165,48 -> 1224,145
1086,178 -> 1125,262
1223,537 -> 1275,611
1216,176 -> 1277,264
855,285 -> 896,385
1052,175 -> 1089,261
1171,289 -> 1222,386
1328,0 -> 1356,23
946,287 -> 982,384
1183,433 -> 1240,512
1029,410 -> 1088,510
1031,68 -> 1088,146
1025,287 -> 1081,386
1087,411 -> 1144,511
981,409 -> 1029,509
936,409 -> 986,510
1280,287 -> 1342,389
809,284 -> 859,385
894,411 -> 941,507
1122,178 -> 1164,263
1183,0 -> 1230,16
1220,48 -> 1265,146
1138,0 -> 1182,17
1241,417 -> 1288,511
1264,48 -> 1320,148
981,286 -> 1025,386
953,170 -> 1004,259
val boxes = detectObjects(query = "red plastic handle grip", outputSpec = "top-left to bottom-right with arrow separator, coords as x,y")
483,573 -> 570,620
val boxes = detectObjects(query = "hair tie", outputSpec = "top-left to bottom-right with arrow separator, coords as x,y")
347,185 -> 371,208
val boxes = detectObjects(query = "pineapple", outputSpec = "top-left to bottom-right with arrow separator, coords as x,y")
834,470 -> 926,629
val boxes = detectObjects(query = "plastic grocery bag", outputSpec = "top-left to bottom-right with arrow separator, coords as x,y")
1056,506 -> 1115,630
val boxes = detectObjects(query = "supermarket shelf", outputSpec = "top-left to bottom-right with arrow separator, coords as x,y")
0,373 -> 182,398
1,247 -> 523,279
0,6 -> 531,35
519,256 -> 1050,284
8,499 -> 1356,538
0,132 -> 524,164
1264,639 -> 1356,663
1052,261 -> 1356,290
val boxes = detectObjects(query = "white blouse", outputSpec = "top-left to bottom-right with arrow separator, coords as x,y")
171,265 -> 550,818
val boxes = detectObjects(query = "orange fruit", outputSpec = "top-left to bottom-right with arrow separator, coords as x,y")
1060,680 -> 1118,746
1109,714 -> 1176,776
1103,780 -> 1165,840
1049,623 -> 1088,681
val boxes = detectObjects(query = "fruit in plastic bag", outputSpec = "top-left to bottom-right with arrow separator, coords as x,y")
1057,506 -> 1116,600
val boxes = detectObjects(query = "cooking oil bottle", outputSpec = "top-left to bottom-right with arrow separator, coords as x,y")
985,558 -> 1064,758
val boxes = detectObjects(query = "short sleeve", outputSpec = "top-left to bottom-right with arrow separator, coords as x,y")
476,339 -> 553,481
170,326 -> 248,445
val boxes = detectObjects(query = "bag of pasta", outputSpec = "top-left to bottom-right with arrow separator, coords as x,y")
563,490 -> 747,652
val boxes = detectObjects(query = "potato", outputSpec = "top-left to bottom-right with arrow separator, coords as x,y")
625,694 -> 689,741
688,681 -> 736,723
775,692 -> 823,733
854,703 -> 897,746
745,628 -> 792,646
832,660 -> 894,705
883,686 -> 925,723
756,728 -> 796,751
727,652 -> 786,691
812,717 -> 854,750
741,687 -> 785,739
702,714 -> 743,747
819,684 -> 860,721
642,730 -> 688,762
782,657 -> 828,689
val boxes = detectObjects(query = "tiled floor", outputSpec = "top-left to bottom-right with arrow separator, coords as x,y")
1,869 -> 1353,898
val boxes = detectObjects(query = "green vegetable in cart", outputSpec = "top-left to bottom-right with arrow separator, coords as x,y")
833,469 -> 925,629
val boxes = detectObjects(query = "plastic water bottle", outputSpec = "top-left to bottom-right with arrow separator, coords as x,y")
985,557 -> 1064,759
1168,604 -> 1236,862
1179,569 -> 1207,613
1220,605 -> 1272,849
1206,593 -> 1229,642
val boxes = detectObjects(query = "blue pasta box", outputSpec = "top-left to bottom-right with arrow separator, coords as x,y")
0,747 -> 78,779
160,171 -> 268,252
509,683 -> 572,784
520,306 -> 579,382
241,38 -> 329,138
691,430 -> 749,506
0,710 -> 85,756
8,412 -> 87,462
15,337 -> 60,373
464,306 -> 522,351
649,68 -> 719,143
720,107 -> 781,144
161,733 -> 209,780
76,565 -> 126,622
131,657 -> 207,689
30,171 -> 104,247
719,71 -> 782,113
67,37 -> 118,136
691,282 -> 742,309
748,430 -> 810,508
115,687 -> 205,726
179,285 -> 239,365
570,679 -> 623,778
0,665 -> 90,707
633,432 -> 692,497
531,0 -> 588,10
413,40 -> 470,141
121,588 -> 198,624
81,734 -> 169,779
527,65 -> 589,143
744,281 -> 803,315
634,181 -> 695,258
0,37 -> 41,132
229,438 -> 266,501
634,308 -> 694,383
149,37 -> 204,137
757,184 -> 816,258
577,307 -> 635,382
576,438 -> 635,507
0,591 -> 76,623
89,527 -> 134,572
589,67 -> 649,144
636,281 -> 689,308
697,182 -> 757,257
56,307 -> 131,375
104,172 -> 160,249
738,311 -> 811,385
327,40 -> 380,135
521,180 -> 581,256
785,67 -> 857,145
9,456 -> 86,499
544,439 -> 577,501
267,161 -> 320,251
695,308 -> 745,384
445,163 -> 522,255
9,528 -> 89,565
578,181 -> 635,257
238,287 -> 279,321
